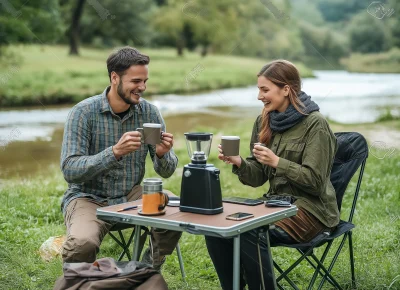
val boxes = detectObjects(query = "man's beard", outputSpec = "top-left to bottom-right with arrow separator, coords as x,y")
117,80 -> 140,105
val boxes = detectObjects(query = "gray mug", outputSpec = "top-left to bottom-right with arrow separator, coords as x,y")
137,123 -> 162,145
221,136 -> 240,156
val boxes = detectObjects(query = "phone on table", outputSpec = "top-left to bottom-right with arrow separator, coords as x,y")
222,197 -> 263,206
265,200 -> 292,207
226,212 -> 254,221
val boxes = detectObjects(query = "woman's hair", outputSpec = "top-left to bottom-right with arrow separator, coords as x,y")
257,60 -> 305,144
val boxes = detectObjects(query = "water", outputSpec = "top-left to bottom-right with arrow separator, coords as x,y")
1,71 -> 399,178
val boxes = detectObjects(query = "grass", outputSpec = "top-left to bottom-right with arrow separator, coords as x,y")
0,118 -> 399,289
341,48 -> 400,73
0,45 -> 315,108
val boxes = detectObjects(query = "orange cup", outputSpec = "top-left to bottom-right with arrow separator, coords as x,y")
142,191 -> 169,214
141,178 -> 169,215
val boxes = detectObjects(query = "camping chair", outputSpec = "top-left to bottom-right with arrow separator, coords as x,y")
108,223 -> 187,282
268,132 -> 369,290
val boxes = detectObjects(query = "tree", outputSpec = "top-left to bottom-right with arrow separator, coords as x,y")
0,0 -> 62,55
348,12 -> 391,53
318,0 -> 367,22
68,0 -> 85,55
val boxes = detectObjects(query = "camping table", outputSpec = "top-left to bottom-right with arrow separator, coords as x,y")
97,200 -> 297,290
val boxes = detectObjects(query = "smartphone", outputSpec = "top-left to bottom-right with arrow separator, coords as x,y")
226,212 -> 254,221
265,200 -> 292,207
223,197 -> 263,206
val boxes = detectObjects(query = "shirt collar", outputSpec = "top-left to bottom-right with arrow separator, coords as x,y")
100,86 -> 143,115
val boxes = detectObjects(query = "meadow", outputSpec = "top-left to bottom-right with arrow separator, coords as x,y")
0,45 -> 314,107
0,117 -> 399,290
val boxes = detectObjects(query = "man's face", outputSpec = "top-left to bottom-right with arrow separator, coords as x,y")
114,65 -> 149,105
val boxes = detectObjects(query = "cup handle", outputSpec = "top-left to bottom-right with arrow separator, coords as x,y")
158,191 -> 169,211
137,128 -> 144,144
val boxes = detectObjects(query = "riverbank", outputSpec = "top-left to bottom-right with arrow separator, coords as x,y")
341,48 -> 400,73
0,45 -> 314,108
0,117 -> 399,289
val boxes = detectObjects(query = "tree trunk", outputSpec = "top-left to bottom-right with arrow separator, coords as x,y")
176,38 -> 184,56
69,0 -> 86,56
201,44 -> 208,57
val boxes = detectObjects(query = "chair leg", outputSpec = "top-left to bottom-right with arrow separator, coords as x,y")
349,231 -> 356,289
317,233 -> 349,290
276,246 -> 315,284
274,260 -> 301,290
175,243 -> 186,282
309,254 -> 343,290
308,242 -> 334,290
304,252 -> 337,289
109,231 -> 131,261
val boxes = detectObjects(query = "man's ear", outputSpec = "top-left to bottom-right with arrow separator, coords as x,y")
111,72 -> 119,85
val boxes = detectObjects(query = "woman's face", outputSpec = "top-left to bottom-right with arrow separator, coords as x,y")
257,76 -> 290,113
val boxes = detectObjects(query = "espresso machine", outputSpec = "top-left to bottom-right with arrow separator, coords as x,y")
179,132 -> 223,214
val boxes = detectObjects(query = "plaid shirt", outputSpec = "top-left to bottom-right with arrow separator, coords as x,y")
60,87 -> 178,214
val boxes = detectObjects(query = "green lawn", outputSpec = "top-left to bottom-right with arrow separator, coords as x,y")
0,118 -> 399,289
0,45 -> 314,108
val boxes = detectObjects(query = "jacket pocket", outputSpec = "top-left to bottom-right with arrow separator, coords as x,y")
283,142 -> 305,163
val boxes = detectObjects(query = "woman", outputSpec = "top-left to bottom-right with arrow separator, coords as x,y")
205,60 -> 340,290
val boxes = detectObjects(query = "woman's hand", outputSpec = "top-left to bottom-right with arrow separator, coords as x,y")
217,145 -> 242,167
253,144 -> 279,168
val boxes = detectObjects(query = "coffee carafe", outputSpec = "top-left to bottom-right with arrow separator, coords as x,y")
179,132 -> 223,214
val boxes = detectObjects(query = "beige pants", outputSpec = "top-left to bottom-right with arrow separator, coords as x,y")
62,185 -> 182,264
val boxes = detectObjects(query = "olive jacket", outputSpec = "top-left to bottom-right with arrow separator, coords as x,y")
233,111 -> 340,228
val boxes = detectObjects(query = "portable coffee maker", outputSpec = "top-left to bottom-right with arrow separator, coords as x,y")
179,132 -> 223,214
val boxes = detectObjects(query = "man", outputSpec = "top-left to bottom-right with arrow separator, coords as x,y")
60,46 -> 182,270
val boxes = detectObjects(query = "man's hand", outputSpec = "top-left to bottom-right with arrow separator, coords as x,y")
156,132 -> 174,158
253,144 -> 279,168
112,131 -> 142,159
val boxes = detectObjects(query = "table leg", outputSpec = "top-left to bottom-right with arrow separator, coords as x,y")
132,225 -> 142,261
264,227 -> 277,290
233,235 -> 240,290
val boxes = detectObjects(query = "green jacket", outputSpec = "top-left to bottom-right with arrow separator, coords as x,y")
233,111 -> 340,228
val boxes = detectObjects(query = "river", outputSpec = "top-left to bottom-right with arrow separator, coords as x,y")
1,70 -> 399,179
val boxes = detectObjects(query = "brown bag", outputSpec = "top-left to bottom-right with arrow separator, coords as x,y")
53,258 -> 168,290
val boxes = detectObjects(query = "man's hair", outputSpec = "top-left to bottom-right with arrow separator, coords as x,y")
106,46 -> 150,81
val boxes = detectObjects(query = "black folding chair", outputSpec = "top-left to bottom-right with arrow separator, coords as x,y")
270,132 -> 369,290
108,223 -> 187,281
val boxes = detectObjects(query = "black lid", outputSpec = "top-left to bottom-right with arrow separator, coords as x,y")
184,132 -> 213,141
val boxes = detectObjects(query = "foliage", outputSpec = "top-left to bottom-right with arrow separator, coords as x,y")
0,0 -> 63,45
348,12 -> 391,54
